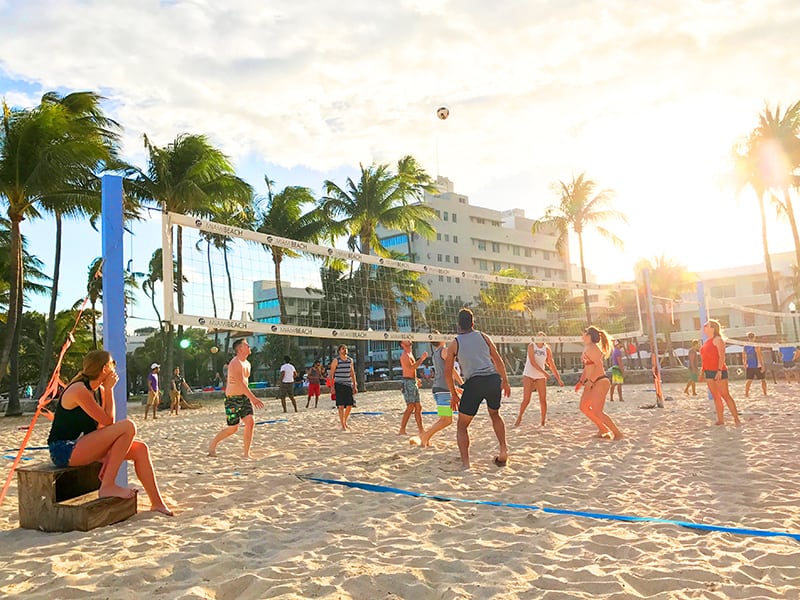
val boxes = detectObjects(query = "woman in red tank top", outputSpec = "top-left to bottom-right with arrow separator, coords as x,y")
700,319 -> 741,426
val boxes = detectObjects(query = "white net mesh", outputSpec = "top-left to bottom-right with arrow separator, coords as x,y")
163,211 -> 643,346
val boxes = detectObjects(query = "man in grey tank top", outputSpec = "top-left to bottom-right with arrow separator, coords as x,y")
444,308 -> 510,469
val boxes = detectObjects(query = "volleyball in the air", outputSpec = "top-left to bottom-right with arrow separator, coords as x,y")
436,106 -> 449,120
210,346 -> 219,354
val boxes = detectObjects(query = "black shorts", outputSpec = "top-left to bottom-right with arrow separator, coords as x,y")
704,370 -> 729,380
334,382 -> 354,407
458,373 -> 502,417
746,367 -> 765,380
224,395 -> 253,426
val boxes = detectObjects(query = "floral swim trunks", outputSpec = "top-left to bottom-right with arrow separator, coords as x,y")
224,395 -> 253,426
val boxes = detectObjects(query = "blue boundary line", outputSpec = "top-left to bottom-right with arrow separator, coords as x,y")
296,474 -> 800,542
3,446 -> 48,453
255,418 -> 289,425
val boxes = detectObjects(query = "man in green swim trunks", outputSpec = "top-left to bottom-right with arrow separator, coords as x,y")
208,339 -> 264,458
410,335 -> 463,448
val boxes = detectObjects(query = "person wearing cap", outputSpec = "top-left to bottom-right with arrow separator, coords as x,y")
145,363 -> 161,420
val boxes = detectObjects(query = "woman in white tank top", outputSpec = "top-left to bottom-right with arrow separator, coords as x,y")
515,332 -> 563,427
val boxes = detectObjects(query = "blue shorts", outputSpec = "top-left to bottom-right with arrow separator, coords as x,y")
433,390 -> 453,417
48,439 -> 78,468
402,378 -> 420,404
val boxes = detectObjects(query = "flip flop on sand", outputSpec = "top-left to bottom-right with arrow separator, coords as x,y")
493,456 -> 508,467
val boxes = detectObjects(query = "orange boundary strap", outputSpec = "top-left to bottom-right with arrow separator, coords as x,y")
0,290 -> 94,508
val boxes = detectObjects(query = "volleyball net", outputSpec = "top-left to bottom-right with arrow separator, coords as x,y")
162,211 -> 643,348
705,295 -> 800,348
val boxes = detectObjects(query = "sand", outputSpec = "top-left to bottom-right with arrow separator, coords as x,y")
2,382 -> 800,599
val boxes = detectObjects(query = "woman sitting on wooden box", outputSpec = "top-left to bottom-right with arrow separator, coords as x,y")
47,350 -> 173,516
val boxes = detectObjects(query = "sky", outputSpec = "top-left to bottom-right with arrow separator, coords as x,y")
2,0 -> 800,331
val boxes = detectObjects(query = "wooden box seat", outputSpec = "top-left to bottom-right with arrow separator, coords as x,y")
17,462 -> 137,532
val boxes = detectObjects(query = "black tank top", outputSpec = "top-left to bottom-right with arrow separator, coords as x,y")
47,377 -> 102,443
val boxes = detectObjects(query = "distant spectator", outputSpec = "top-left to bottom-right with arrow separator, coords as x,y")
279,356 -> 298,413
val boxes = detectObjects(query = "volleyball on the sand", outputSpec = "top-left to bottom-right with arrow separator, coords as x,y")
436,106 -> 449,120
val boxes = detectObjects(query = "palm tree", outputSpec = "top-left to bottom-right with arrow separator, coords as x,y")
256,176 -> 331,324
210,197 -> 257,354
34,92 -> 129,396
143,249 -> 165,334
322,156 -> 438,387
733,136 -> 784,336
85,257 -> 141,349
749,101 -> 800,268
533,173 -> 626,325
0,92 -> 120,409
0,220 -> 51,410
635,256 -> 694,367
371,250 -> 432,372
128,133 -> 252,380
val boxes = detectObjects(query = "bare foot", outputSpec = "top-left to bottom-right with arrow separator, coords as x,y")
208,445 -> 217,457
151,504 -> 174,516
513,419 -> 522,427
242,453 -> 253,459
398,430 -> 407,436
99,484 -> 137,500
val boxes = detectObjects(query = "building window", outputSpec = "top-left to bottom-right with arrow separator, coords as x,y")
445,255 -> 451,263
437,253 -> 442,261
479,260 -> 488,271
438,275 -> 444,282
437,233 -> 441,241
744,311 -> 756,326
711,284 -> 736,298
435,210 -> 441,218
452,213 -> 457,223
524,248 -> 531,257
381,233 -> 409,249
453,235 -> 458,243
513,246 -> 520,256
455,277 -> 460,283
545,269 -> 552,278
752,280 -> 770,295
454,256 -> 459,264
444,211 -> 449,221
477,240 -> 486,251
445,234 -> 450,242
543,251 -> 551,260
492,242 -> 500,253
476,217 -> 485,224
446,276 -> 452,283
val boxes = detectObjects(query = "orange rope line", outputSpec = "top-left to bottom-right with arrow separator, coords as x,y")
0,285 -> 95,507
